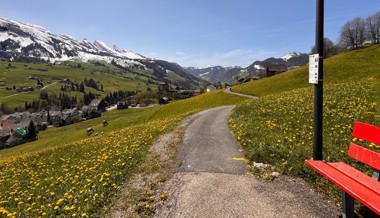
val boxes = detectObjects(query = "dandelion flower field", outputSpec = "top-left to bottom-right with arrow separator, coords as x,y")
0,91 -> 246,217
230,79 -> 380,198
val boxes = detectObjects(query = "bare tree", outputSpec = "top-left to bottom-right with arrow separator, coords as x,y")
311,37 -> 339,58
339,17 -> 367,49
366,12 -> 380,44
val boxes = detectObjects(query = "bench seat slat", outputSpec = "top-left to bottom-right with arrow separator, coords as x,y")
305,160 -> 380,215
328,162 -> 380,196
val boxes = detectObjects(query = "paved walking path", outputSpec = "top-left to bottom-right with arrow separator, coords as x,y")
156,106 -> 339,218
223,87 -> 259,99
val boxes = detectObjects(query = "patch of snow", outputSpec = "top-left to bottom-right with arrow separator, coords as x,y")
119,50 -> 145,60
199,72 -> 210,77
254,65 -> 265,70
0,32 -> 33,47
75,51 -> 113,63
93,40 -> 118,55
282,52 -> 302,61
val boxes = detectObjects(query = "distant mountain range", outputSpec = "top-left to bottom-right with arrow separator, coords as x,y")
0,17 -> 310,85
186,52 -> 309,83
0,17 -> 204,89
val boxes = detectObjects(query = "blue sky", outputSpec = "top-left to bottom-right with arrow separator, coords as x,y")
1,0 -> 379,67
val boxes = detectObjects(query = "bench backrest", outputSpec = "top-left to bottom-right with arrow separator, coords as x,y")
348,122 -> 380,171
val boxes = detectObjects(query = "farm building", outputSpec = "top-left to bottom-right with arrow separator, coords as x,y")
89,99 -> 106,112
206,85 -> 216,92
266,64 -> 288,77
117,101 -> 128,110
159,97 -> 169,105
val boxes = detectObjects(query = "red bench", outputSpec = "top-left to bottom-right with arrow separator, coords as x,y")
305,122 -> 380,218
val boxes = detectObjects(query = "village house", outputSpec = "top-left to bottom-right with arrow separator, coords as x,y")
238,76 -> 260,84
0,130 -> 10,149
5,127 -> 28,148
192,89 -> 201,96
39,106 -> 60,125
49,111 -> 63,127
81,105 -> 101,119
0,112 -> 42,148
159,97 -> 169,105
157,83 -> 170,94
213,82 -> 222,89
117,101 -> 128,110
206,85 -> 216,92
62,108 -> 81,126
266,64 -> 288,77
89,99 -> 106,112
176,90 -> 193,99
1,115 -> 17,129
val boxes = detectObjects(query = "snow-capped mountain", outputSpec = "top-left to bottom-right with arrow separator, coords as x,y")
0,17 -> 145,62
187,52 -> 309,83
247,52 -> 309,72
185,52 -> 309,82
282,52 -> 304,61
185,66 -> 239,83
0,17 -> 204,89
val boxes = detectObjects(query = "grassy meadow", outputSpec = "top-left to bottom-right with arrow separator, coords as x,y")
0,60 -> 158,108
233,45 -> 380,97
0,90 -> 246,217
1,43 -> 380,217
230,45 -> 380,201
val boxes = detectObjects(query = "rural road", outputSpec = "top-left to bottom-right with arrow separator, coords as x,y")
2,82 -> 57,99
224,87 -> 258,99
156,106 -> 339,218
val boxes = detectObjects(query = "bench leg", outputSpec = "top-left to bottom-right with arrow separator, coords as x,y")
342,192 -> 354,218
372,170 -> 380,181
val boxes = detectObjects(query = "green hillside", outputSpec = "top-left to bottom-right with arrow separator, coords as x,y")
0,60 -> 203,110
0,90 -> 246,217
233,45 -> 380,97
230,45 -> 380,203
1,45 -> 379,217
0,61 -> 153,108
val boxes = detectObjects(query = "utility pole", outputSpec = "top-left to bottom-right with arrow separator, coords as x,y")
313,0 -> 324,160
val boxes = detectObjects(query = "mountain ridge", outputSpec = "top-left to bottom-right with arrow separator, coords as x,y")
186,52 -> 309,83
0,17 -> 204,89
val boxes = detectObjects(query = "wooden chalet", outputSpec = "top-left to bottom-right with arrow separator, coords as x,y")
266,64 -> 288,77
89,99 -> 106,112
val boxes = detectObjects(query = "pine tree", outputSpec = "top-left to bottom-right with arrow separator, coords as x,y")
79,82 -> 85,92
28,120 -> 37,140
